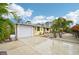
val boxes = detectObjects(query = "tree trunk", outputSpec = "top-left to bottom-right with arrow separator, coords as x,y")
15,24 -> 18,40
75,31 -> 77,38
59,32 -> 62,38
53,32 -> 57,38
77,31 -> 79,38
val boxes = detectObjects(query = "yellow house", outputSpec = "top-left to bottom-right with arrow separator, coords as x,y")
33,25 -> 51,36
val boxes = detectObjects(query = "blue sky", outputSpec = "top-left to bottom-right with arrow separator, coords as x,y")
9,3 -> 79,24
18,3 -> 79,17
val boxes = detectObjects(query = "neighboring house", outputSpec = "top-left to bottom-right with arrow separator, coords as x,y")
17,24 -> 51,39
71,24 -> 79,31
71,24 -> 79,38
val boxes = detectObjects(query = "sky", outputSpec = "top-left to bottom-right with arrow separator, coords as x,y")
8,3 -> 79,25
18,3 -> 79,17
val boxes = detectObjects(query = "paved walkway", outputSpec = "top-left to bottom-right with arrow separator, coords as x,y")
41,33 -> 79,44
0,34 -> 79,55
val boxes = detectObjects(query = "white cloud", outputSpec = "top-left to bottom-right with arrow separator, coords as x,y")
8,3 -> 33,17
8,3 -> 24,16
63,10 -> 79,26
32,16 -> 55,24
46,16 -> 54,20
46,16 -> 55,22
25,9 -> 33,17
32,16 -> 46,24
7,3 -> 33,23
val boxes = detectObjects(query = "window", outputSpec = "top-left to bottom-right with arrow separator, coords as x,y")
37,27 -> 40,31
47,28 -> 49,31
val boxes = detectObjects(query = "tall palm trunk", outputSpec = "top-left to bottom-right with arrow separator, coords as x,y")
15,24 -> 18,40
53,32 -> 57,38
75,31 -> 78,38
58,32 -> 62,38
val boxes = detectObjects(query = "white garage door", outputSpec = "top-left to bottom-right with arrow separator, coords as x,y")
17,25 -> 33,39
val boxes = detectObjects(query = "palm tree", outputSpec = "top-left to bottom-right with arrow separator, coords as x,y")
11,12 -> 20,40
51,17 -> 73,38
51,19 -> 59,38
8,4 -> 21,40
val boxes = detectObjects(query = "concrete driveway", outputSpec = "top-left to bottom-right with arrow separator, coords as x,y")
0,35 -> 79,55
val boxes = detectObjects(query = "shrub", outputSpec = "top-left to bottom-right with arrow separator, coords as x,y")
0,18 -> 15,42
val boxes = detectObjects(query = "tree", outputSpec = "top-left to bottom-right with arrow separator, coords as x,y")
11,12 -> 20,40
51,17 -> 73,38
0,18 -> 15,42
0,3 -> 8,16
9,3 -> 21,40
51,19 -> 58,38
0,3 -> 15,42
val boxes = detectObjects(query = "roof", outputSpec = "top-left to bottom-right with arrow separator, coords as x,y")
17,23 -> 50,28
71,25 -> 79,31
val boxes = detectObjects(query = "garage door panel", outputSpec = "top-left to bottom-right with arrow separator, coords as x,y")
17,25 -> 33,39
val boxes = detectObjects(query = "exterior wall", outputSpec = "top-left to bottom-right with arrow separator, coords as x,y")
44,28 -> 51,33
33,27 -> 51,36
17,24 -> 51,39
33,27 -> 44,35
17,25 -> 33,39
40,27 -> 44,34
